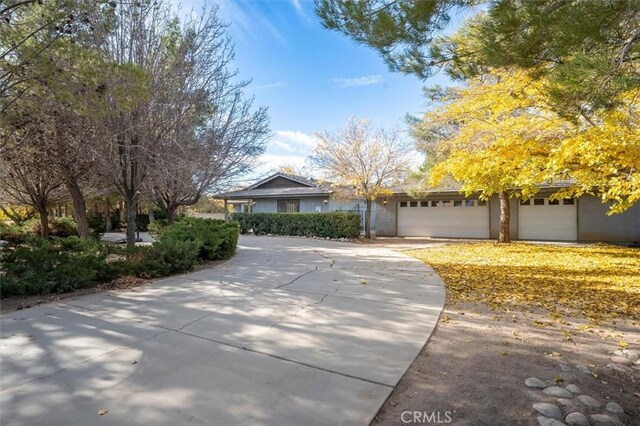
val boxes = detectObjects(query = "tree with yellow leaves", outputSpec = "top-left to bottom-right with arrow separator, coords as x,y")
550,89 -> 640,214
414,69 -> 568,243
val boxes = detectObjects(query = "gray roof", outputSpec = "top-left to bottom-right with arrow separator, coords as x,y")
215,172 -> 334,199
391,179 -> 576,195
218,186 -> 333,199
246,172 -> 317,189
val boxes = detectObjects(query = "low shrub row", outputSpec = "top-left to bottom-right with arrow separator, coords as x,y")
0,218 -> 240,298
231,212 -> 361,239
1,216 -> 82,242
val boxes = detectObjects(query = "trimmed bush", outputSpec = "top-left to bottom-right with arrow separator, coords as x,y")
0,236 -> 113,297
24,216 -> 79,238
1,218 -> 240,298
158,218 -> 239,261
231,212 -> 361,239
0,221 -> 28,244
148,219 -> 169,237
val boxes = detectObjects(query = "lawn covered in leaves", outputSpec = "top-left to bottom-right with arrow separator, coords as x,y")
407,243 -> 640,323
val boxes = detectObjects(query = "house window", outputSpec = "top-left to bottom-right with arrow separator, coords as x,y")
277,199 -> 300,213
520,199 -> 530,205
400,201 -> 408,207
453,200 -> 463,207
477,200 -> 487,206
410,201 -> 418,207
441,200 -> 453,207
533,198 -> 545,206
420,201 -> 429,207
548,199 -> 560,205
431,200 -> 439,207
562,198 -> 575,205
465,200 -> 474,207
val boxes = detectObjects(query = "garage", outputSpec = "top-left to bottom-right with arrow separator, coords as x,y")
397,199 -> 490,238
518,197 -> 577,241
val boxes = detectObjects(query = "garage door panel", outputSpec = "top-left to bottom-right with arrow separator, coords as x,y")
518,198 -> 577,241
398,202 -> 489,238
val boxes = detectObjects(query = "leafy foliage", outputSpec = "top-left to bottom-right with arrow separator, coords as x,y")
0,236 -> 112,297
0,218 -> 239,297
415,69 -> 640,216
232,212 -> 361,239
317,0 -> 640,114
419,69 -> 564,200
408,243 -> 640,323
157,218 -> 239,261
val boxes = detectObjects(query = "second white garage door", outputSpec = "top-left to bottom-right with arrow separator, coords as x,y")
397,199 -> 490,238
518,197 -> 577,241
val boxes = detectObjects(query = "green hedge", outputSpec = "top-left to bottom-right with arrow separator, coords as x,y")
0,218 -> 240,298
157,218 -> 239,261
231,212 -> 361,239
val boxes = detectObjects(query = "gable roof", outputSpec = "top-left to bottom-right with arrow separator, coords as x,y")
246,172 -> 316,190
215,172 -> 334,199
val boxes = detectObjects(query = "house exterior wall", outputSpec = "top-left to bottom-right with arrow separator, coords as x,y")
300,197 -> 330,213
577,195 -> 640,242
249,196 -> 339,214
375,197 -> 398,237
252,198 -> 277,213
379,192 -> 639,242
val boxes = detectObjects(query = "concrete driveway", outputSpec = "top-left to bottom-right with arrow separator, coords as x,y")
0,236 -> 445,426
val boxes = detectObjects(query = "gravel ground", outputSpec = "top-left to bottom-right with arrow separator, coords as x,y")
373,302 -> 639,426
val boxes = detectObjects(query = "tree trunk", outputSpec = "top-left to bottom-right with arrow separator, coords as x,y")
364,199 -> 372,239
125,197 -> 137,248
498,191 -> 511,243
148,208 -> 155,224
38,208 -> 49,238
119,198 -> 126,224
166,204 -> 177,223
65,179 -> 91,239
104,197 -> 112,232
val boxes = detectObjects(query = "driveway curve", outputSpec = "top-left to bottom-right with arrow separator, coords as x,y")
0,236 -> 445,426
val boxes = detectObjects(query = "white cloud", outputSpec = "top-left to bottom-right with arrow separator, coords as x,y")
273,130 -> 317,150
253,81 -> 288,90
216,0 -> 286,45
290,0 -> 303,15
252,130 -> 317,177
332,74 -> 384,88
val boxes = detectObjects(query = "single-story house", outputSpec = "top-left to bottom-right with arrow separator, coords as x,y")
217,172 -> 375,227
217,173 -> 639,242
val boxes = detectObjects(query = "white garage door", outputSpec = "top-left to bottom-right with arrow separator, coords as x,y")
518,197 -> 577,241
397,199 -> 490,238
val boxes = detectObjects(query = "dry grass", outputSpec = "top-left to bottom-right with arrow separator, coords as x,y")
406,243 -> 640,323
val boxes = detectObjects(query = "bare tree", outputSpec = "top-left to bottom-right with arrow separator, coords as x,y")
89,1 -> 176,247
0,134 -> 65,238
311,117 -> 412,238
150,8 -> 268,222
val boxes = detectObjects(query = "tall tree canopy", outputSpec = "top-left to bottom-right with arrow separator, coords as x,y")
417,69 -> 566,242
414,68 -> 640,241
316,0 -> 640,112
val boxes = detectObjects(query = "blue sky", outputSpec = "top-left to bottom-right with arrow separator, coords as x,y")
173,0 -> 461,180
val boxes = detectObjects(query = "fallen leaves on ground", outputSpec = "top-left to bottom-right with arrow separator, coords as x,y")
407,243 -> 640,323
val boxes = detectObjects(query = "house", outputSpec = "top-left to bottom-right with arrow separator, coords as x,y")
218,173 -> 639,242
217,172 -> 375,227
375,184 -> 640,242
